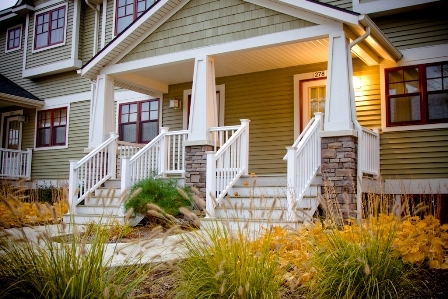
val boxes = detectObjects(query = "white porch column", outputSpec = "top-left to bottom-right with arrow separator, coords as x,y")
324,31 -> 353,132
89,74 -> 115,148
185,55 -> 217,145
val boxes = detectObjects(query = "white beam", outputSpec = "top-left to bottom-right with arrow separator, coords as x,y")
114,73 -> 168,94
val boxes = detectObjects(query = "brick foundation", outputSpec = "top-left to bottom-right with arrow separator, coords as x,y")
184,145 -> 214,199
321,136 -> 358,219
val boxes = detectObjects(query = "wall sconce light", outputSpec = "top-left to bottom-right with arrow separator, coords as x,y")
169,98 -> 181,109
352,76 -> 361,89
17,115 -> 28,123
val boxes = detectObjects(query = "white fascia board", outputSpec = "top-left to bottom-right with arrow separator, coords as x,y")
22,59 -> 83,79
12,5 -> 35,13
353,0 -> 439,15
101,23 -> 341,76
80,0 -> 179,77
0,4 -> 34,21
243,0 -> 338,25
109,0 -> 191,65
0,93 -> 44,107
277,0 -> 359,25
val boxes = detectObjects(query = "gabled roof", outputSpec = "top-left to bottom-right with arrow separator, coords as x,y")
80,0 -> 401,79
0,74 -> 43,107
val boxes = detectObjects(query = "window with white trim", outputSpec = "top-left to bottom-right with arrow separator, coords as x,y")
386,61 -> 448,127
6,25 -> 22,52
36,107 -> 67,147
34,6 -> 66,50
118,99 -> 159,143
115,0 -> 158,34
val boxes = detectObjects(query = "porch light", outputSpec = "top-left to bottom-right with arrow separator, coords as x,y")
169,98 -> 181,109
353,76 -> 361,89
17,115 -> 28,123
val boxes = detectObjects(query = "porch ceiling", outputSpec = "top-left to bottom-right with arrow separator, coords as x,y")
129,38 -> 330,86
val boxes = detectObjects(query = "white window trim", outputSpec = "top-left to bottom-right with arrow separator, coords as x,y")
34,103 -> 70,151
182,84 -> 225,130
31,2 -> 68,54
114,92 -> 161,135
0,109 -> 24,148
380,44 -> 448,132
5,24 -> 22,53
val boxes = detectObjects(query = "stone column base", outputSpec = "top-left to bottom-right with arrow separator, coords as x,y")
184,145 -> 214,199
321,135 -> 358,220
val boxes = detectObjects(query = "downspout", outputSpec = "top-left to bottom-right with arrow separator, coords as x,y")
347,26 -> 371,222
85,0 -> 100,55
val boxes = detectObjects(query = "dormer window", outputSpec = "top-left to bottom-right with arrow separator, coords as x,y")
115,0 -> 157,34
6,25 -> 22,52
34,6 -> 66,50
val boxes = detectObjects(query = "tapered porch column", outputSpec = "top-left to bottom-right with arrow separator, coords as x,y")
89,74 -> 115,148
184,55 -> 218,199
321,31 -> 358,221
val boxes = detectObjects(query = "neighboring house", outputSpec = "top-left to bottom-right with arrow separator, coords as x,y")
0,0 -> 447,225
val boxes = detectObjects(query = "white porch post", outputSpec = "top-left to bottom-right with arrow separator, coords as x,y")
89,74 -> 115,148
324,31 -> 353,131
186,55 -> 218,145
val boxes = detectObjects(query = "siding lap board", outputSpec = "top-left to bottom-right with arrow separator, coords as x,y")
119,0 -> 316,63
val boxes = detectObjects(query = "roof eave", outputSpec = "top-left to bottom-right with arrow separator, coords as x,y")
0,92 -> 44,108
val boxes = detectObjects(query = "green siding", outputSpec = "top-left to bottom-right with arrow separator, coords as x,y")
105,0 -> 114,45
25,1 -> 75,69
119,0 -> 316,63
380,129 -> 448,179
162,82 -> 192,130
30,100 -> 90,180
317,0 -> 353,11
373,4 -> 448,50
353,59 -> 381,129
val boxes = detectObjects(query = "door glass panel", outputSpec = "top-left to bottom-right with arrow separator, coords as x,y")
6,120 -> 20,150
309,85 -> 326,118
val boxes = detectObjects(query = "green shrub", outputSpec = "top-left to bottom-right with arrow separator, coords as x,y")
124,178 -> 191,216
0,222 -> 151,299
173,223 -> 283,299
307,220 -> 416,299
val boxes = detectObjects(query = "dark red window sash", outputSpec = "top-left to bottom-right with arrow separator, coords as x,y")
37,108 -> 67,147
114,0 -> 159,35
118,99 -> 159,144
385,62 -> 448,127
34,6 -> 66,50
7,26 -> 21,50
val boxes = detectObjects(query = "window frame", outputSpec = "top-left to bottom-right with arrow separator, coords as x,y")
385,61 -> 448,127
32,3 -> 68,53
114,0 -> 159,36
5,25 -> 22,53
118,99 -> 160,144
34,106 -> 69,150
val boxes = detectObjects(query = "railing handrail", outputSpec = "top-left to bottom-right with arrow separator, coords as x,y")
0,148 -> 29,154
295,119 -> 321,156
165,130 -> 188,136
129,131 -> 166,163
292,116 -> 316,148
76,134 -> 118,168
210,125 -> 241,132
117,140 -> 145,148
214,125 -> 245,160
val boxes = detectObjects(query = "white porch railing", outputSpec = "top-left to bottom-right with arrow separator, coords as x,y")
117,141 -> 144,158
209,125 -> 240,152
68,132 -> 118,213
206,119 -> 250,217
359,127 -> 380,177
286,113 -> 323,221
0,148 -> 32,179
121,128 -> 188,191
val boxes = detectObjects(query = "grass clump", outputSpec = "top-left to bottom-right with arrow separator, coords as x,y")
174,223 -> 283,299
0,221 -> 151,299
124,177 -> 191,216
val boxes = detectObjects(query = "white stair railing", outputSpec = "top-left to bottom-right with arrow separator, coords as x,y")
0,148 -> 32,179
209,125 -> 240,152
286,113 -> 323,221
121,128 -> 188,192
206,119 -> 250,217
68,132 -> 118,213
360,127 -> 380,177
117,141 -> 144,158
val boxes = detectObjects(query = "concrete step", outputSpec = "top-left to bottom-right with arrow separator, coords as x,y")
84,196 -> 124,206
62,213 -> 143,226
220,196 -> 288,209
103,179 -> 121,189
214,206 -> 288,221
235,175 -> 287,187
94,187 -> 124,197
228,186 -> 289,197
74,205 -> 124,215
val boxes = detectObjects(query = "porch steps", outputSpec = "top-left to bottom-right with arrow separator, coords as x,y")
200,174 -> 321,236
62,179 -> 143,226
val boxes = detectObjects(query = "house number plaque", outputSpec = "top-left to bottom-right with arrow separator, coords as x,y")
313,71 -> 326,78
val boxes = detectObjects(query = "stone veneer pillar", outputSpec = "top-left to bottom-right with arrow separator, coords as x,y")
184,145 -> 214,199
321,135 -> 358,219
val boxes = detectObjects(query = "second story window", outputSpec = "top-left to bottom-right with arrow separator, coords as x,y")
34,6 -> 66,50
116,0 -> 157,34
6,25 -> 22,52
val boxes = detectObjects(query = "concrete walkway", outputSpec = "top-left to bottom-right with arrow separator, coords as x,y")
2,224 -> 208,266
